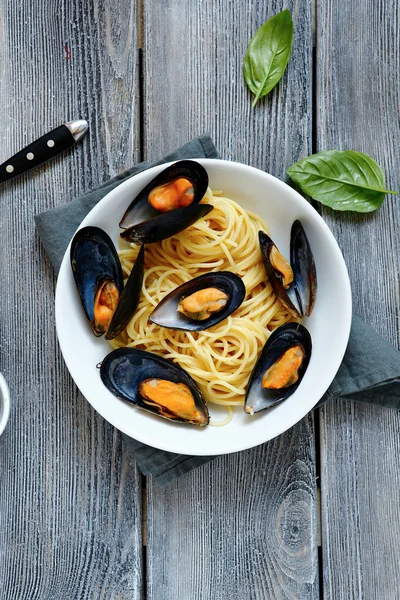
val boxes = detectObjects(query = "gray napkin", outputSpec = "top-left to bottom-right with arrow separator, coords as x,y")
35,135 -> 400,487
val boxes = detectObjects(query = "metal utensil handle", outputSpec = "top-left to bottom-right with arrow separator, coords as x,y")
0,120 -> 88,184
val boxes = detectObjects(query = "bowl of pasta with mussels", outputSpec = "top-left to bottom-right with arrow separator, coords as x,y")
56,159 -> 352,455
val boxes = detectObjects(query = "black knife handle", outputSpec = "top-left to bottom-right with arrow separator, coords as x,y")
0,120 -> 88,184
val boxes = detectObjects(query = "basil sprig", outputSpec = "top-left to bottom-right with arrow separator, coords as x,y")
243,9 -> 294,107
287,150 -> 397,213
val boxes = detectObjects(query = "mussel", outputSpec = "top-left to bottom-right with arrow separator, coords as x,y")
259,220 -> 317,319
100,348 -> 209,426
244,323 -> 312,414
149,272 -> 246,331
119,160 -> 214,244
70,226 -> 144,340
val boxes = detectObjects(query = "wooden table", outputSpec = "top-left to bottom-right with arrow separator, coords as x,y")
0,1 -> 399,598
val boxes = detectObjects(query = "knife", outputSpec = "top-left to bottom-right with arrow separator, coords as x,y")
0,119 -> 89,184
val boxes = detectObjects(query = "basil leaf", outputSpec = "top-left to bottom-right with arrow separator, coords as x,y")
287,150 -> 398,213
243,9 -> 294,107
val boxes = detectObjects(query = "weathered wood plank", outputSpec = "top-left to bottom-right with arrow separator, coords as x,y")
147,418 -> 317,600
0,1 -> 143,598
317,0 -> 400,597
143,1 -> 318,598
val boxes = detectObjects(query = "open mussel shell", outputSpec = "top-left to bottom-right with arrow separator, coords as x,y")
105,244 -> 145,340
70,226 -> 123,336
119,160 -> 209,229
120,203 -> 214,244
259,230 -> 301,318
100,348 -> 209,426
149,272 -> 246,331
259,220 -> 317,318
70,227 -> 144,340
290,220 -> 317,317
244,323 -> 312,414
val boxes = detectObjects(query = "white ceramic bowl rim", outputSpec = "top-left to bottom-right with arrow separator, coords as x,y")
0,372 -> 10,437
56,159 -> 352,455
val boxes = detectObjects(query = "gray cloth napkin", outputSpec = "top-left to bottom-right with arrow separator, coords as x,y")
35,134 -> 400,487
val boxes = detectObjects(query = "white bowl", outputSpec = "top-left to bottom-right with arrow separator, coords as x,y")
56,159 -> 352,455
0,373 -> 10,437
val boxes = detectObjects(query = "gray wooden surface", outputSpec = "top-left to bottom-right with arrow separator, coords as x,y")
143,1 -> 318,599
0,0 -> 398,598
317,1 -> 400,598
0,1 -> 143,599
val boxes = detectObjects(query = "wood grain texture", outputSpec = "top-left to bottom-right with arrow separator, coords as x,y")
0,1 -> 143,598
147,418 -> 317,600
316,0 -> 400,597
143,0 -> 311,169
143,1 -> 319,598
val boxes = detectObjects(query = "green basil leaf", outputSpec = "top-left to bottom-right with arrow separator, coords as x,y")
243,9 -> 294,107
287,150 -> 398,213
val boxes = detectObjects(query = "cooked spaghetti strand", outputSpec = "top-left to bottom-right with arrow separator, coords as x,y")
110,191 -> 294,408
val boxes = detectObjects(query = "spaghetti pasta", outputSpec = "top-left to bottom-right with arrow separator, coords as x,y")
110,189 -> 293,412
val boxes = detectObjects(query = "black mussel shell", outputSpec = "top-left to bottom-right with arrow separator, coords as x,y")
290,220 -> 317,317
119,160 -> 209,229
100,348 -> 209,426
149,272 -> 246,331
70,226 -> 123,336
120,203 -> 214,244
105,245 -> 145,340
259,221 -> 317,318
244,323 -> 312,414
259,230 -> 301,318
